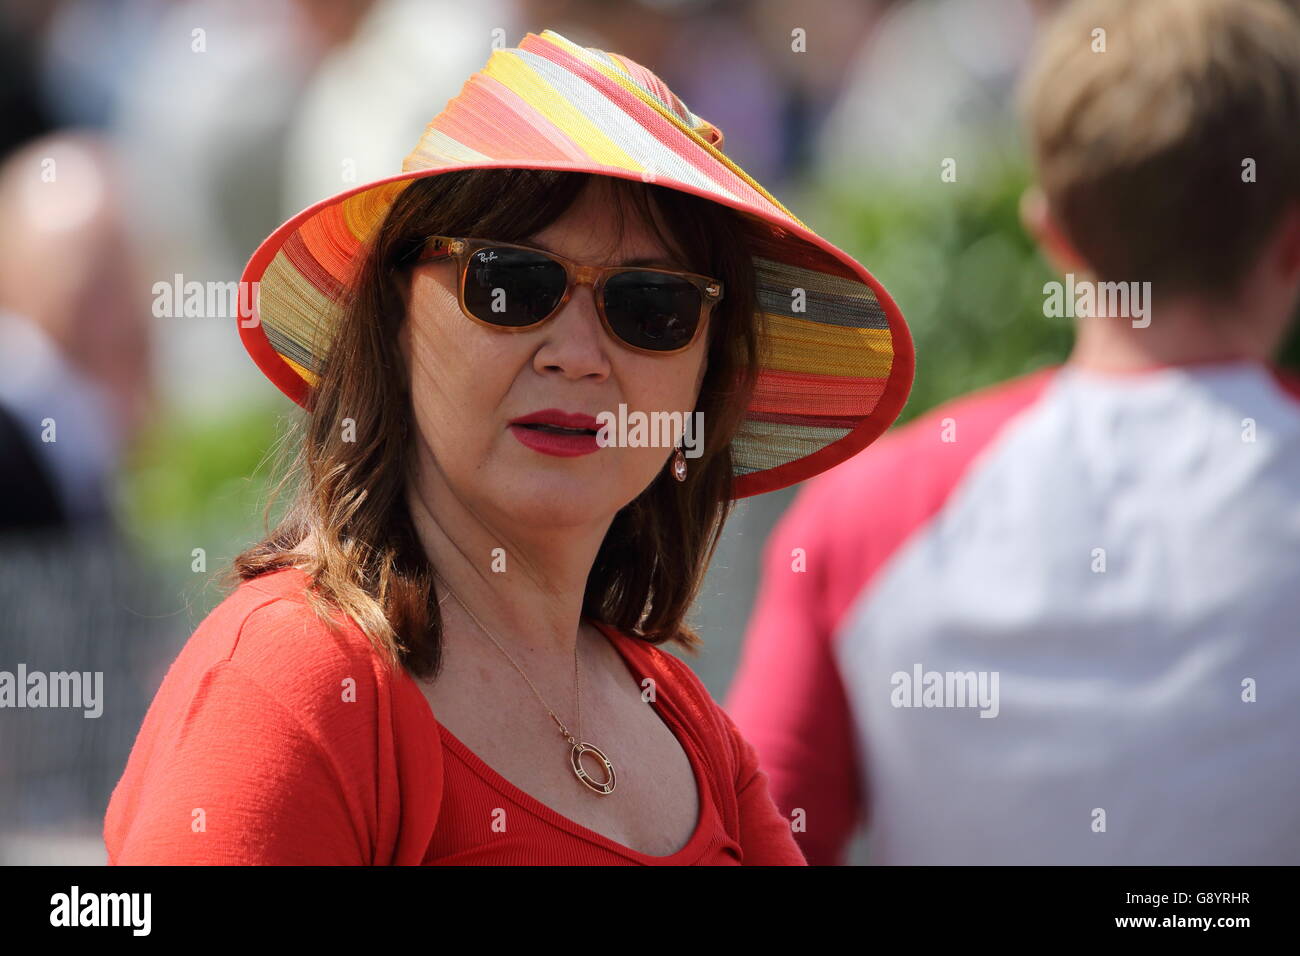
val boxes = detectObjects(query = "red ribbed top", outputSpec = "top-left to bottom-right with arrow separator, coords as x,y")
103,568 -> 806,866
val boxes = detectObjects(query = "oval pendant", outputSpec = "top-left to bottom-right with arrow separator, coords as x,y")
571,741 -> 616,794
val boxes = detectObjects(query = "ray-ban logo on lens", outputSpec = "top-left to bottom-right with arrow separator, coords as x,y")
890,664 -> 1000,718
596,405 -> 704,457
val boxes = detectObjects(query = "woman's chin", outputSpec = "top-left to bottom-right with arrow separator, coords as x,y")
492,471 -> 626,528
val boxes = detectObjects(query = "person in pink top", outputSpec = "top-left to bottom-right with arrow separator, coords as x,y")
727,0 -> 1300,865
103,30 -> 915,865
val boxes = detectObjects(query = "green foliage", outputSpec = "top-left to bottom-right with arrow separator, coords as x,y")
805,164 -> 1073,425
117,401 -> 295,590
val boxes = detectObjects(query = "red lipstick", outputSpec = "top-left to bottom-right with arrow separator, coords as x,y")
508,408 -> 602,458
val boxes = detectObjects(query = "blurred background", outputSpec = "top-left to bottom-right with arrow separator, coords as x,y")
1,0 -> 1296,865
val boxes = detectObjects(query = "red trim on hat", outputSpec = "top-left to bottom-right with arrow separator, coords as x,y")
730,263 -> 915,500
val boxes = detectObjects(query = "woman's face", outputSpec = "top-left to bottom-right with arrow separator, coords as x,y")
400,178 -> 710,532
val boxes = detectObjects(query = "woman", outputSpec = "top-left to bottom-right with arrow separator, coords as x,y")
103,30 -> 913,865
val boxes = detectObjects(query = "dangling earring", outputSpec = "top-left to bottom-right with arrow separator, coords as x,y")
671,444 -> 687,482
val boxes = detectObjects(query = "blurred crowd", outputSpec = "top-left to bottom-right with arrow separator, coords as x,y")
17,0 -> 1291,868
0,0 -> 1049,862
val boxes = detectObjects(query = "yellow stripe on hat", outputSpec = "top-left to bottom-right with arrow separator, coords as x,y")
340,179 -> 411,243
760,313 -> 895,377
538,30 -> 807,230
261,250 -> 339,361
484,50 -> 643,171
405,128 -> 494,168
283,354 -> 319,387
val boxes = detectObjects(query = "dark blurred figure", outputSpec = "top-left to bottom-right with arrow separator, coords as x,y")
0,132 -> 165,864
0,6 -> 57,161
0,0 -> 386,867
0,134 -> 150,533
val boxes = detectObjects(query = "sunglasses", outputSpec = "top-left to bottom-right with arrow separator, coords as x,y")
413,236 -> 723,354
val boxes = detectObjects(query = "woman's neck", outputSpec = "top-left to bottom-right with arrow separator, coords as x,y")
404,475 -> 611,659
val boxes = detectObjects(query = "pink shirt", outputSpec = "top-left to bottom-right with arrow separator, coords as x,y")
729,360 -> 1300,865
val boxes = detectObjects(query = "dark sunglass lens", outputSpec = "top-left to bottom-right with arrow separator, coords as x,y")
602,272 -> 702,351
463,247 -> 566,327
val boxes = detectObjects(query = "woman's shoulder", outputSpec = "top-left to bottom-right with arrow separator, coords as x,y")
170,567 -> 402,716
105,567 -> 439,864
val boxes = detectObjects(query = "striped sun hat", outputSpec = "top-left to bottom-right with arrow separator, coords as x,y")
238,29 -> 914,499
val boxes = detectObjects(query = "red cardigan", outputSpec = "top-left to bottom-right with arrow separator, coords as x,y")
103,568 -> 807,865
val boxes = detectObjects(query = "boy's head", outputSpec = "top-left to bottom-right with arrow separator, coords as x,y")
1019,0 -> 1300,313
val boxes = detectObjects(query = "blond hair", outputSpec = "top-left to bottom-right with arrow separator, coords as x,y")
1020,0 -> 1300,298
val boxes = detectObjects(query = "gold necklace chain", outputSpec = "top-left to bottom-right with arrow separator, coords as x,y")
434,573 -> 617,795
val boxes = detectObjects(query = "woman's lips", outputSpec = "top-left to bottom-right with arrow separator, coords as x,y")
508,423 -> 601,457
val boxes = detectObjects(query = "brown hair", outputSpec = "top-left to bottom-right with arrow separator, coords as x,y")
1019,0 -> 1300,298
232,169 -> 760,679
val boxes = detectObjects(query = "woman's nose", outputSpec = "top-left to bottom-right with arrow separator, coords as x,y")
534,284 -> 611,379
